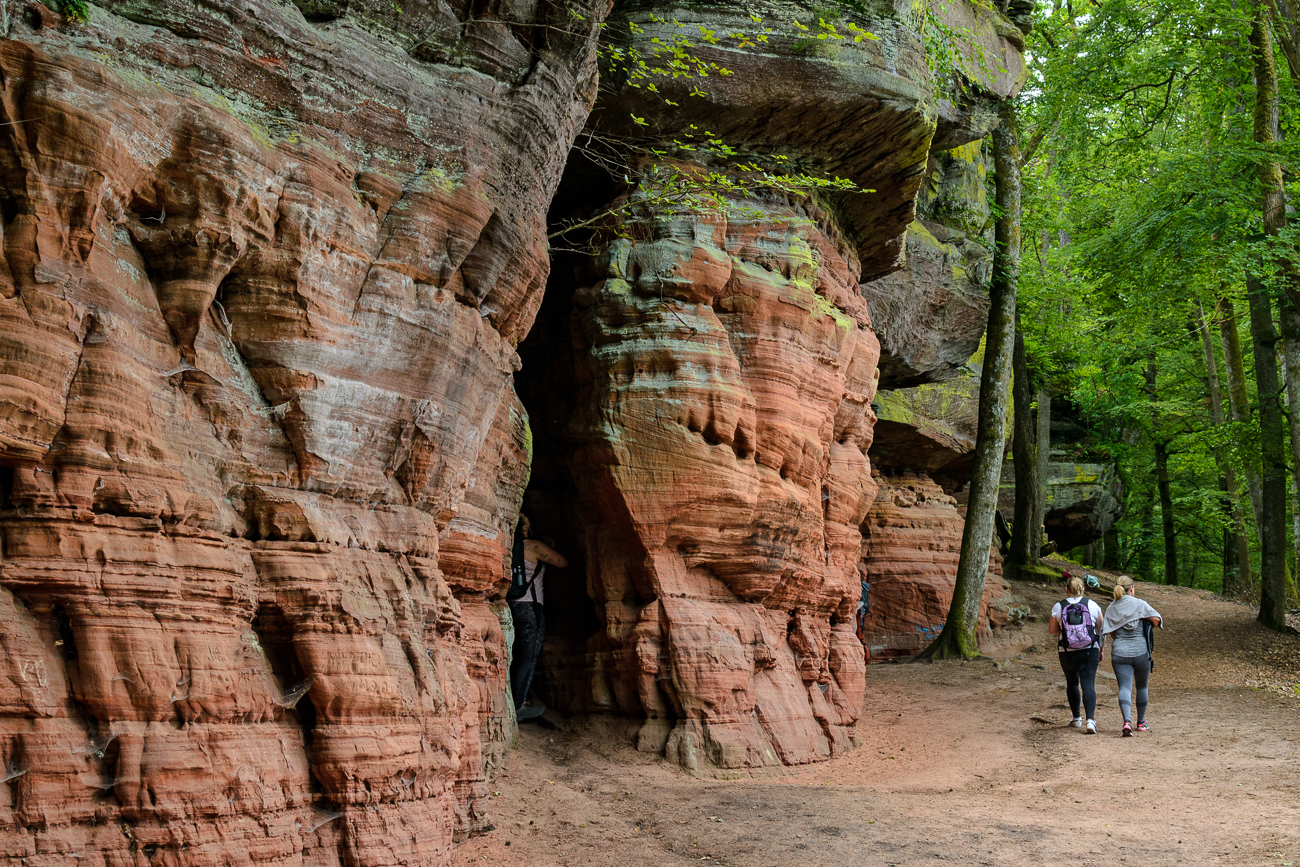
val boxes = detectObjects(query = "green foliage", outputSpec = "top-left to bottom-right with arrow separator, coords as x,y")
1014,0 -> 1300,593
52,0 -> 90,21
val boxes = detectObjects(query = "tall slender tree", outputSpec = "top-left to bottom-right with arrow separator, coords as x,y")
1034,385 -> 1052,555
1248,4 -> 1290,630
1195,302 -> 1253,595
1008,320 -> 1044,577
923,99 -> 1022,659
1218,297 -> 1265,538
1144,356 -> 1179,585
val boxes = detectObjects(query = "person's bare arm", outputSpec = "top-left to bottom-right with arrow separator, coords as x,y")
525,539 -> 568,568
1048,615 -> 1060,636
1147,615 -> 1162,627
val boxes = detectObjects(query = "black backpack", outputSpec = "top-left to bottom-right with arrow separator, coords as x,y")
506,528 -> 544,602
1142,618 -> 1156,672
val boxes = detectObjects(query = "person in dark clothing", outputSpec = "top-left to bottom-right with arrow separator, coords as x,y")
508,514 -> 567,720
1049,574 -> 1105,734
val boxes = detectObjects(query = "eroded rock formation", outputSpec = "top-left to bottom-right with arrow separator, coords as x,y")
0,0 -> 1035,859
864,142 -> 994,389
522,0 -> 1029,769
537,192 -> 882,769
0,0 -> 602,863
857,472 -> 1018,660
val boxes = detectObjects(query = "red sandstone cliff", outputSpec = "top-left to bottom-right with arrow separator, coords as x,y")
0,0 -> 1033,861
519,2 -> 1029,770
0,0 -> 602,863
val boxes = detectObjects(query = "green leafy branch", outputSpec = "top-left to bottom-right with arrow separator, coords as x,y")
548,152 -> 871,247
51,0 -> 90,22
907,0 -> 1007,94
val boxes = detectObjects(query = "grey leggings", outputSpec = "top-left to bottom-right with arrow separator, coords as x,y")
1111,654 -> 1151,724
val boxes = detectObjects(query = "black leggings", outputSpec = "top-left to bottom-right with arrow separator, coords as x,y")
1059,647 -> 1101,720
509,601 -> 545,710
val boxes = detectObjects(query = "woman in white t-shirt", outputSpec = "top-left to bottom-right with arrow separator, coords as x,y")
1048,574 -> 1105,734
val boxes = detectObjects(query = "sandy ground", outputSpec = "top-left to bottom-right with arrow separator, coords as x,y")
452,576 -> 1300,867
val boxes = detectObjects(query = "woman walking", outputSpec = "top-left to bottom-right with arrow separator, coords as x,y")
1049,574 -> 1105,734
1102,575 -> 1162,736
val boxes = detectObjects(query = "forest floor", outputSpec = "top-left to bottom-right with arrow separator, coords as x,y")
452,570 -> 1300,867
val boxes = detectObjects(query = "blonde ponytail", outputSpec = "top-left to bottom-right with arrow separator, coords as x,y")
1066,575 -> 1085,597
1113,575 -> 1133,600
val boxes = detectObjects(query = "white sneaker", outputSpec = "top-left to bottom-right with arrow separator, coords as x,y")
1071,717 -> 1083,728
1085,720 -> 1097,734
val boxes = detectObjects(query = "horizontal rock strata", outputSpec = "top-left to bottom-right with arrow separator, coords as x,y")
858,472 -> 1017,660
0,0 -> 1037,859
0,0 -> 602,863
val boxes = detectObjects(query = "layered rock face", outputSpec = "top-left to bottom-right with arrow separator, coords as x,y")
0,0 -> 601,864
870,366 -> 982,488
864,142 -> 994,389
545,193 -> 882,769
0,7 -> 1036,863
858,472 -> 1018,660
999,451 -> 1124,552
525,1 -> 939,770
522,0 -> 1029,768
1041,458 -> 1123,551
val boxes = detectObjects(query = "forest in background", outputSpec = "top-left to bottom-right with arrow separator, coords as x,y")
1013,0 -> 1300,613
585,0 -> 1300,655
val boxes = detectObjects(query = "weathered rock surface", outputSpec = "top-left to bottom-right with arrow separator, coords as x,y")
1042,458 -> 1124,551
0,0 -> 601,863
520,0 -> 1030,766
864,141 -> 993,388
869,365 -> 983,487
0,1 -> 1036,860
858,472 -> 1022,660
999,453 -> 1124,552
538,191 -> 882,769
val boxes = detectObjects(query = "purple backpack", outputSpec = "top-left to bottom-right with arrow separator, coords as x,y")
1059,599 -> 1097,650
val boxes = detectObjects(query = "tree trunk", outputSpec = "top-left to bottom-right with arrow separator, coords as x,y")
1034,385 -> 1052,554
1277,322 -> 1300,604
1250,7 -> 1290,631
1007,318 -> 1041,577
1144,357 -> 1178,586
1103,526 -> 1121,569
1218,296 -> 1265,536
1137,499 -> 1155,580
922,100 -> 1021,660
1195,302 -> 1253,595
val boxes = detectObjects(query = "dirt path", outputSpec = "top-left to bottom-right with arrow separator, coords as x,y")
453,578 -> 1300,867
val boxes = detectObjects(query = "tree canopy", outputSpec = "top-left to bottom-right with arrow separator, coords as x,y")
1014,0 -> 1300,618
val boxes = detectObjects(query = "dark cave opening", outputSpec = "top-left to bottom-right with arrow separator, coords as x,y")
513,239 -> 602,712
509,148 -> 631,711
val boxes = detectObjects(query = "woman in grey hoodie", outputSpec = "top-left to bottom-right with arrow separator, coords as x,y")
1101,575 -> 1162,736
